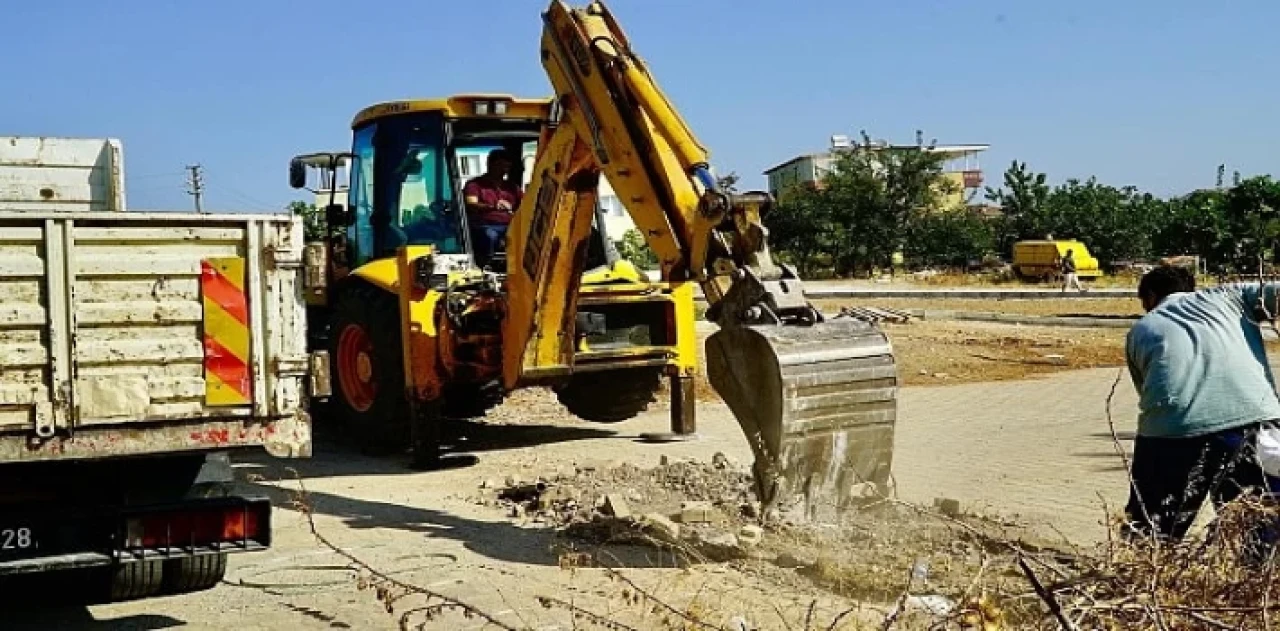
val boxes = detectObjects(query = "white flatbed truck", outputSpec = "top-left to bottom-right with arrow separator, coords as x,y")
0,136 -> 323,600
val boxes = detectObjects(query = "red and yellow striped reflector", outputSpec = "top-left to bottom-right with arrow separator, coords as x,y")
201,258 -> 252,406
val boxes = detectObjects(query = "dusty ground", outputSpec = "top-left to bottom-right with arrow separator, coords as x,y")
883,321 -> 1128,386
5,297 -> 1254,630
3,362 -> 1159,630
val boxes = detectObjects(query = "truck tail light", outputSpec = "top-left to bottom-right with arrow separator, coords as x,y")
122,499 -> 270,554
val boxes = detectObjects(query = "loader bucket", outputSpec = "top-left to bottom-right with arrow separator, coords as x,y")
705,317 -> 897,524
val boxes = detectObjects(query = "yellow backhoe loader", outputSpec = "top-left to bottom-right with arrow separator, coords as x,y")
290,0 -> 899,522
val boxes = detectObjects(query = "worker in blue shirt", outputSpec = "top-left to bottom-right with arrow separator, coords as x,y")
1123,265 -> 1278,540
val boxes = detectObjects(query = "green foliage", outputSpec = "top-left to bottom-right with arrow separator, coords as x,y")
288,200 -> 325,241
1221,176 -> 1280,269
767,183 -> 830,276
616,228 -> 658,270
1038,178 -> 1162,264
765,152 -> 1280,276
904,208 -> 996,268
985,160 -> 1051,252
717,172 -> 740,194
1153,188 -> 1228,263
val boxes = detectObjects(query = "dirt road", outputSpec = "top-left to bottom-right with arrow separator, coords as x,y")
5,355 -> 1152,630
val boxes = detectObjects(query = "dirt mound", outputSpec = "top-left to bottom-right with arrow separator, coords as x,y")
476,455 -> 1048,614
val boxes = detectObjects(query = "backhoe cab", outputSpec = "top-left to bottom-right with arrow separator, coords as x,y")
292,95 -> 695,466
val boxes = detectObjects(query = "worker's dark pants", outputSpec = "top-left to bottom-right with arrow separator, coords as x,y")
1123,422 -> 1269,541
470,224 -> 508,268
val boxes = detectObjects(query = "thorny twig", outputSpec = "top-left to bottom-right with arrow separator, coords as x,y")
824,606 -> 858,631
598,564 -> 722,631
880,564 -> 918,631
536,595 -> 641,631
1015,554 -> 1078,631
289,478 -> 522,631
1104,369 -> 1154,538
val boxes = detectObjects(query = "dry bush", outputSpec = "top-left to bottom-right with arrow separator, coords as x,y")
1045,497 -> 1280,630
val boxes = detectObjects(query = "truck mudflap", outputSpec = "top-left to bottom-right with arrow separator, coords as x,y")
705,316 -> 897,523
0,496 -> 271,576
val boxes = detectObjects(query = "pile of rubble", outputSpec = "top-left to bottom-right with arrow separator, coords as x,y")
471,454 -> 1027,612
478,454 -> 767,562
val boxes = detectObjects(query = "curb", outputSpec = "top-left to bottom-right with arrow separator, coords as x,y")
907,309 -> 1136,329
692,288 -> 1133,301
692,312 -> 1280,340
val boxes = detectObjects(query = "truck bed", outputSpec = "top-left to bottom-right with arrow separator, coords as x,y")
0,210 -> 314,462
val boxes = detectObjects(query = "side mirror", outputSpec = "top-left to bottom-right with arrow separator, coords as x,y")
326,203 -> 352,227
289,158 -> 307,189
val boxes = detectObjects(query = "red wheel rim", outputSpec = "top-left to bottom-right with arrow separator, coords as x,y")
337,323 -> 376,412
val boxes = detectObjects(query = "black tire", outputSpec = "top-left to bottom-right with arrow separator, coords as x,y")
440,380 -> 505,420
162,554 -> 228,594
109,560 -> 165,602
554,367 -> 663,423
327,281 -> 410,456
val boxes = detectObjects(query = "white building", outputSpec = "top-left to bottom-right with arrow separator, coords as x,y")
764,135 -> 990,209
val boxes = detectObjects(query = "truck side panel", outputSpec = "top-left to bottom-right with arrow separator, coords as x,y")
0,137 -> 126,212
0,211 -> 311,462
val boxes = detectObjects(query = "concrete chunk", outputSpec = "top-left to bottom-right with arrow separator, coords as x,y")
934,497 -> 962,517
679,501 -> 715,524
738,524 -> 764,547
639,513 -> 680,542
601,493 -> 632,519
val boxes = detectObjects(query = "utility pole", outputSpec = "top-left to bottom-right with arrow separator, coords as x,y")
185,164 -> 205,213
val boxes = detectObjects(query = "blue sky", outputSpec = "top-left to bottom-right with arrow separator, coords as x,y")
4,0 -> 1276,212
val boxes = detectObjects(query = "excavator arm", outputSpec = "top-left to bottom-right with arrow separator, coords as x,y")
503,0 -> 899,522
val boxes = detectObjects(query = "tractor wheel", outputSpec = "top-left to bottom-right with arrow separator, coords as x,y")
440,380 -> 505,420
327,282 -> 410,456
554,367 -> 663,423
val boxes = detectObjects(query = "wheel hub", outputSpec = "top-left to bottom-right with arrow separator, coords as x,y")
337,323 -> 377,412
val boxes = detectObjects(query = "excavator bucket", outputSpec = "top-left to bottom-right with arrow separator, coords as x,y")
705,316 -> 898,524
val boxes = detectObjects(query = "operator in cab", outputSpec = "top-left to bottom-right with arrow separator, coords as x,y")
463,149 -> 522,267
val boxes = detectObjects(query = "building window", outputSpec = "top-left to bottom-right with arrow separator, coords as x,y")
600,194 -> 625,217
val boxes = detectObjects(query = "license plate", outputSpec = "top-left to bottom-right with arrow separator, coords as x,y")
0,526 -> 39,559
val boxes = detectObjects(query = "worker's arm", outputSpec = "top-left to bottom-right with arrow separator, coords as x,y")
1125,328 -> 1145,395
1232,282 -> 1280,322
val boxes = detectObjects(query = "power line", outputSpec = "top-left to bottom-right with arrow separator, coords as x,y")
185,164 -> 205,213
201,176 -> 278,212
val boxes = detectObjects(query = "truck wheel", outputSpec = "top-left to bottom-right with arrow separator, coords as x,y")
328,282 -> 410,456
109,560 -> 165,601
554,367 -> 662,423
163,554 -> 228,594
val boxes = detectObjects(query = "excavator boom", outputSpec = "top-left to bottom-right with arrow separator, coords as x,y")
504,0 -> 898,522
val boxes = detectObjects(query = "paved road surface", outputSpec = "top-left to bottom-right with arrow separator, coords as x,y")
5,367 -> 1153,629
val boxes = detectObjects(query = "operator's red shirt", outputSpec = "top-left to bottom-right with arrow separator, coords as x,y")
463,176 -> 522,226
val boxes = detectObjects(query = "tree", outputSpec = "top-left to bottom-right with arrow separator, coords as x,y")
904,208 -> 997,268
821,133 -> 955,274
717,172 -> 740,194
1221,176 -> 1280,270
1041,178 -> 1160,265
288,200 -> 325,241
616,228 -> 658,270
767,182 -> 832,276
765,132 -> 956,276
1152,188 -> 1228,270
985,161 -> 1051,252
